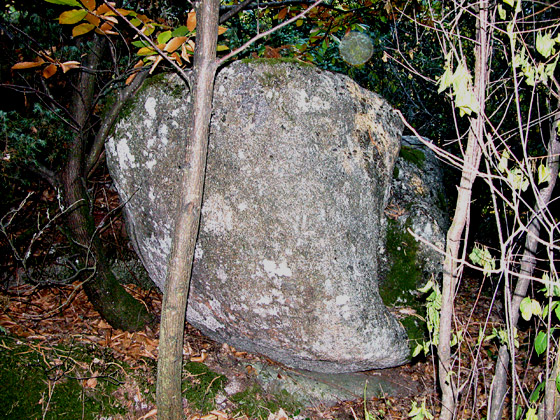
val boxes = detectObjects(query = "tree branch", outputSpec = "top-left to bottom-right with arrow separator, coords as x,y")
219,0 -> 256,24
85,68 -> 149,177
103,1 -> 192,87
217,0 -> 324,65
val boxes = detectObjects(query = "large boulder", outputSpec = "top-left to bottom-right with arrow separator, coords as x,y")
106,60 -> 409,373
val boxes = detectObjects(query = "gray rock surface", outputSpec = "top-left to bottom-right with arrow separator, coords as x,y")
390,136 -> 448,279
376,135 -> 449,327
106,60 -> 409,373
248,361 -> 421,406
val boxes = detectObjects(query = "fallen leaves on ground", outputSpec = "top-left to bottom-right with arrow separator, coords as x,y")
0,282 -> 164,365
0,271 -> 544,419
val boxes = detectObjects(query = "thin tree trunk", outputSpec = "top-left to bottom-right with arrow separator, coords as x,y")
488,114 -> 560,420
155,0 -> 220,418
438,2 -> 492,419
542,348 -> 560,420
62,37 -> 153,331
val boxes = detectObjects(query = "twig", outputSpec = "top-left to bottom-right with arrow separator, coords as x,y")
219,0 -> 256,24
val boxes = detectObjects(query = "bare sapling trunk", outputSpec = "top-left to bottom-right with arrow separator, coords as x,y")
438,2 -> 492,419
153,2 -> 326,417
155,0 -> 220,418
488,112 -> 560,420
62,36 -> 153,331
543,347 -> 560,419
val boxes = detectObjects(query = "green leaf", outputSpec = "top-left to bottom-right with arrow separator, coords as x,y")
520,297 -> 533,321
137,47 -> 156,56
538,163 -> 551,185
498,329 -> 509,346
555,303 -> 560,320
498,4 -> 506,20
412,343 -> 423,358
529,381 -> 545,403
131,40 -> 149,48
143,25 -> 155,37
408,401 -> 421,418
456,89 -> 479,116
556,373 -> 560,393
59,9 -> 88,24
525,407 -> 538,420
545,59 -> 558,80
536,32 -> 556,58
534,331 -> 547,355
543,301 -> 558,319
437,57 -> 454,93
216,45 -> 229,51
541,272 -> 560,298
130,17 -> 142,27
513,53 -> 525,69
451,62 -> 472,92
530,299 -> 542,317
408,400 -> 434,420
450,333 -> 457,347
418,280 -> 434,294
157,30 -> 172,45
44,0 -> 82,6
508,167 -> 529,191
498,150 -> 510,173
469,245 -> 495,276
484,328 -> 497,342
476,326 -> 485,347
72,22 -> 95,37
451,63 -> 479,116
502,0 -> 515,7
172,26 -> 189,37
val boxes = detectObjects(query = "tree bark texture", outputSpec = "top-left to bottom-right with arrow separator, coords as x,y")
62,36 -> 153,331
155,1 -> 220,418
488,114 -> 560,420
438,3 -> 492,419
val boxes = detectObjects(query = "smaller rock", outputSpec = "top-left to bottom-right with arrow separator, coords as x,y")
380,135 -> 449,306
245,361 -> 420,407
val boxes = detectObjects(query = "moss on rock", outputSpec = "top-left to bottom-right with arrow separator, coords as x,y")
240,57 -> 315,67
380,218 -> 422,306
379,219 -> 427,349
399,145 -> 426,168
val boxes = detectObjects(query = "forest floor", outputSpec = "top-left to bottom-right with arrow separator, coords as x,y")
0,179 -> 543,419
0,269 -> 543,420
0,279 -> 431,420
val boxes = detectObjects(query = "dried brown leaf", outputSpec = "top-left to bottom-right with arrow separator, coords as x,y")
187,11 -> 196,32
11,59 -> 45,70
42,64 -> 57,78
